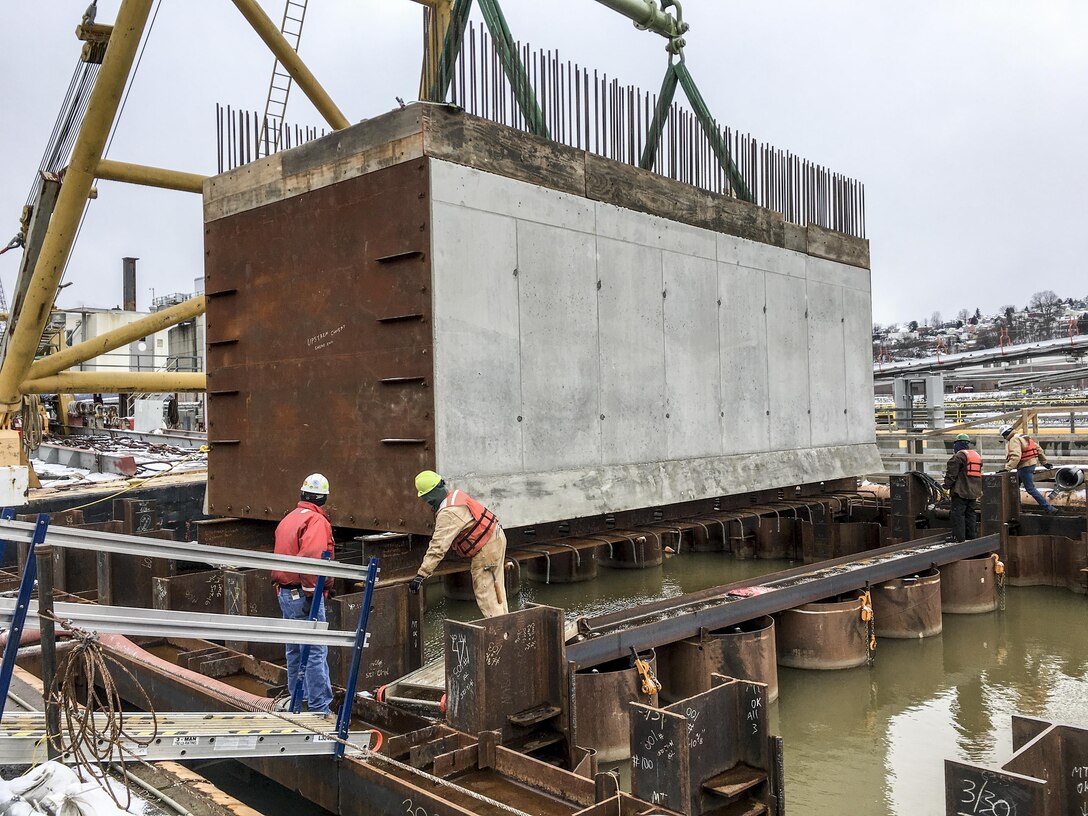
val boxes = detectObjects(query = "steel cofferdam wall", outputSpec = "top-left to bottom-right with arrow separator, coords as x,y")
202,104 -> 881,534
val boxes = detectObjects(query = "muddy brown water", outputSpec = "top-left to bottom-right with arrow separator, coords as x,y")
422,551 -> 1088,816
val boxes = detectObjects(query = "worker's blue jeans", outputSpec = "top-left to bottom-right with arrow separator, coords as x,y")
1016,466 -> 1053,512
278,588 -> 332,715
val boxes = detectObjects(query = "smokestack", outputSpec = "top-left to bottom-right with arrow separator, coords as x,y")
122,257 -> 138,311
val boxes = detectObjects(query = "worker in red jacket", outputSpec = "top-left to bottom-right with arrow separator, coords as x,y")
271,473 -> 334,714
408,470 -> 509,618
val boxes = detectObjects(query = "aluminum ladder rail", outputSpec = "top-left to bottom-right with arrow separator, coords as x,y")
0,517 -> 370,581
0,598 -> 357,648
0,711 -> 378,764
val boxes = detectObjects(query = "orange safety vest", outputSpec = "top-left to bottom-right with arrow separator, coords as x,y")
962,449 -> 982,478
441,490 -> 498,558
1017,435 -> 1041,462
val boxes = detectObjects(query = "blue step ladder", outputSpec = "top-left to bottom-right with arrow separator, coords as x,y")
286,554 -> 380,759
0,512 -> 51,722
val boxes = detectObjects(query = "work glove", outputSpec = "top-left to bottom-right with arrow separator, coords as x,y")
408,575 -> 425,594
302,593 -> 313,617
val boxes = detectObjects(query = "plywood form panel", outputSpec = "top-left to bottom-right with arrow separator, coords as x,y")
806,281 -> 848,447
204,161 -> 435,531
765,272 -> 812,451
515,220 -> 601,472
596,237 -> 666,466
663,251 -> 722,460
719,263 -> 770,454
430,202 -> 523,477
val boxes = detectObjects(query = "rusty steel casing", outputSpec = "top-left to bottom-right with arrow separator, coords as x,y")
525,548 -> 599,583
573,650 -> 658,762
657,615 -> 778,704
442,559 -> 521,601
940,554 -> 998,614
775,597 -> 868,670
870,568 -> 942,639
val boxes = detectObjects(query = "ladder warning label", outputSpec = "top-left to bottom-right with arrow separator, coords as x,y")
215,736 -> 259,751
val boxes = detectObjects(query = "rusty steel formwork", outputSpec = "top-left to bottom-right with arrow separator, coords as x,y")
204,158 -> 436,533
445,606 -> 574,765
630,674 -> 781,815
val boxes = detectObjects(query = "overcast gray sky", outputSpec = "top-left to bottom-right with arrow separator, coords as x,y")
2,1 -> 1085,326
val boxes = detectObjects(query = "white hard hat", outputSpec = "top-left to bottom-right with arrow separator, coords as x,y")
301,473 -> 330,495
999,425 -> 1014,438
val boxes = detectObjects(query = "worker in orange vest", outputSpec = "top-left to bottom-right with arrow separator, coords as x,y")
942,433 -> 983,541
1000,425 -> 1057,514
408,470 -> 509,618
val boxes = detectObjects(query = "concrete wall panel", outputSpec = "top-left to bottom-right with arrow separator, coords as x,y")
431,202 -> 523,476
430,159 -> 593,232
663,251 -> 722,459
806,255 -> 870,292
718,234 -> 806,277
597,201 -> 716,259
428,159 -> 877,527
516,220 -> 601,472
843,286 -> 877,444
807,281 -> 848,447
765,272 -> 811,451
720,264 -> 770,454
597,238 -> 666,465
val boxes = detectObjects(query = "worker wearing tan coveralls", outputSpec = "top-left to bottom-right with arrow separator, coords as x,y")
408,470 -> 509,618
999,424 -> 1056,513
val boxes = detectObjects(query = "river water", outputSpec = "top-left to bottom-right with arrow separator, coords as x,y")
422,552 -> 1088,816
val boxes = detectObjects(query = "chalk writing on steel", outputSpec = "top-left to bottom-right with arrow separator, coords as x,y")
308,324 -> 346,353
515,622 -> 537,651
957,777 -> 1014,816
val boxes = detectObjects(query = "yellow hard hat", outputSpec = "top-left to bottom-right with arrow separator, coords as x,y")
415,470 -> 442,497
